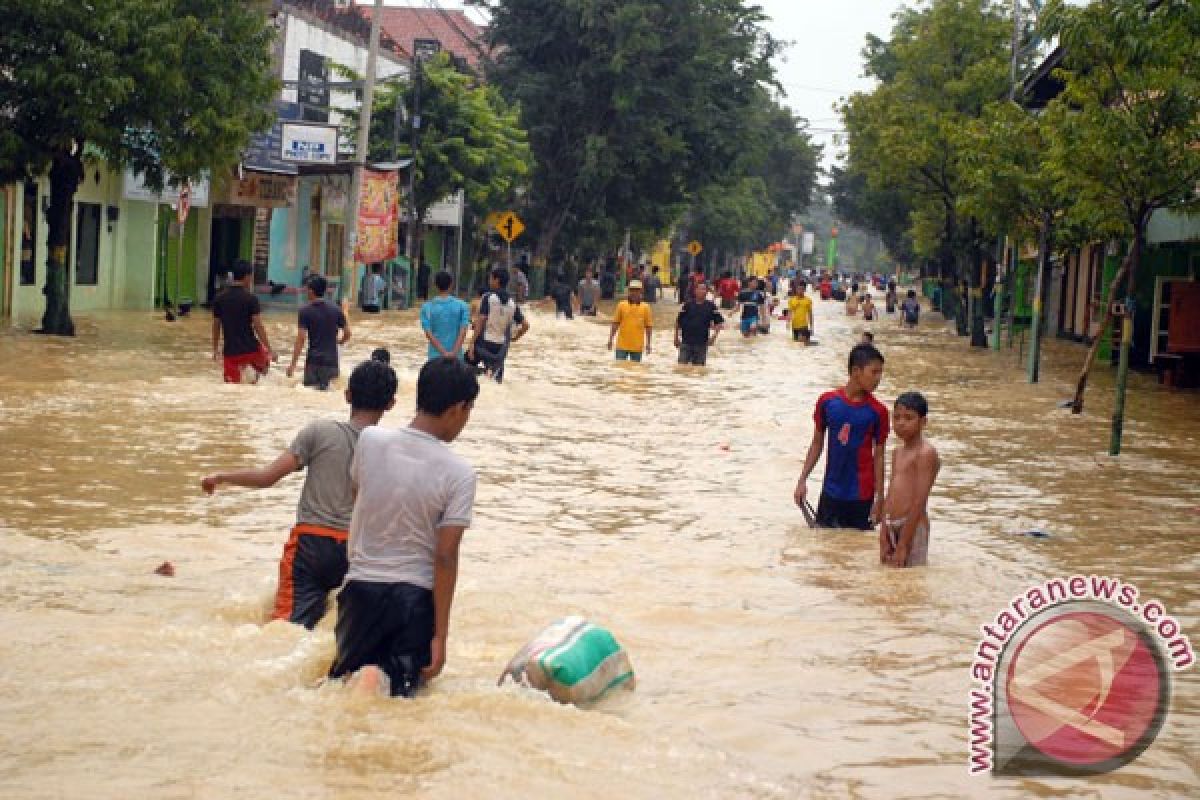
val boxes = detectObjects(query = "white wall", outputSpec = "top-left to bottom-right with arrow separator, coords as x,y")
281,14 -> 408,127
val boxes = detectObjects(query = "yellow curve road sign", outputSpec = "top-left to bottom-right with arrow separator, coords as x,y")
687,240 -> 703,256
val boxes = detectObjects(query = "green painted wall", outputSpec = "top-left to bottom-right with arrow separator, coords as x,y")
122,201 -> 158,309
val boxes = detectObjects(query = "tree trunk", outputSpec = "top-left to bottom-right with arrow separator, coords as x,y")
969,222 -> 987,347
39,149 -> 84,336
1070,244 -> 1134,413
1028,211 -> 1054,383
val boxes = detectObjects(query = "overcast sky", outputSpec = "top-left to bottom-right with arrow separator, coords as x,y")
372,1 -> 910,170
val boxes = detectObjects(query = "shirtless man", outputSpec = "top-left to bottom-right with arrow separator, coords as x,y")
880,391 -> 941,567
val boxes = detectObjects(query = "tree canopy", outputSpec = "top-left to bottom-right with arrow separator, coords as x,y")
473,0 -> 786,260
366,53 -> 532,227
0,0 -> 277,334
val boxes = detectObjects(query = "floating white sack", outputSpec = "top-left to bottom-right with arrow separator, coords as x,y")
497,616 -> 635,705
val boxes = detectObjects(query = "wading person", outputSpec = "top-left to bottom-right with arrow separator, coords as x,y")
793,343 -> 889,530
327,357 -> 479,698
880,392 -> 941,567
607,279 -> 653,361
212,260 -> 275,384
576,268 -> 600,316
200,355 -> 398,628
901,289 -> 921,329
466,267 -> 530,383
420,271 -> 471,361
788,280 -> 814,345
674,279 -> 724,365
286,274 -> 350,390
361,264 -> 385,313
736,277 -> 765,338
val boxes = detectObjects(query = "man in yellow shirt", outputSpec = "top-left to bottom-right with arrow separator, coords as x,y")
607,280 -> 654,361
788,280 -> 815,345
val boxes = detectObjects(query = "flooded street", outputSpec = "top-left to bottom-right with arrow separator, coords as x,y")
0,294 -> 1196,799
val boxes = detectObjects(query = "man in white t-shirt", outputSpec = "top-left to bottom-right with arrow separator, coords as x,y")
327,356 -> 480,697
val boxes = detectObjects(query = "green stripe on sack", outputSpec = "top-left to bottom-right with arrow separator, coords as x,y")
537,626 -> 623,688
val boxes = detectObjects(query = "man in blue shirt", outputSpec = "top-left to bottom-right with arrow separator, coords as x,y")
420,271 -> 471,361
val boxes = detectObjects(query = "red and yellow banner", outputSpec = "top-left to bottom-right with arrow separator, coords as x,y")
354,167 -> 399,264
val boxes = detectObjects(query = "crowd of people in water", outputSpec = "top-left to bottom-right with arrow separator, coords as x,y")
202,258 -> 940,698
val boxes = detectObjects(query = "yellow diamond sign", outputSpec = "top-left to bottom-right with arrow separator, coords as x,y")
494,211 -> 525,243
687,240 -> 703,256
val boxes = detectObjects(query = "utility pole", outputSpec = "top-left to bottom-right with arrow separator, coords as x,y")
405,57 -> 421,274
341,0 -> 384,306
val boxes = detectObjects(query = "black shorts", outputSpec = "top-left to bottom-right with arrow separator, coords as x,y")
792,327 -> 811,341
273,525 -> 348,629
580,303 -> 597,316
467,339 -> 507,381
677,342 -> 708,365
303,363 -> 338,390
361,304 -> 381,313
328,580 -> 435,698
815,492 -> 874,530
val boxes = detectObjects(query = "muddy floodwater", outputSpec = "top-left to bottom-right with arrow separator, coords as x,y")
0,292 -> 1196,799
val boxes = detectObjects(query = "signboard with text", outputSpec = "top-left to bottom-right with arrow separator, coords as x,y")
281,122 -> 338,164
225,172 -> 296,208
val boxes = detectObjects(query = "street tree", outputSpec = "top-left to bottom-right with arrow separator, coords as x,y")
839,0 -> 1015,344
687,96 -> 821,264
1039,0 -> 1200,454
473,0 -> 781,261
368,53 -> 531,230
0,0 -> 276,335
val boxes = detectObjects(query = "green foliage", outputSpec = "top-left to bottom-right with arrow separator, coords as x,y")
687,96 -> 821,255
0,0 -> 276,187
368,54 -> 531,225
0,0 -> 277,333
839,0 -> 1017,270
475,0 -> 784,258
1040,0 -> 1200,235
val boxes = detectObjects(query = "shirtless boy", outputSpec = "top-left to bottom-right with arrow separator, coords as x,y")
879,391 -> 941,567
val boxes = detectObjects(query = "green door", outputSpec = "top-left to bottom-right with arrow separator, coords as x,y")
156,206 -> 199,307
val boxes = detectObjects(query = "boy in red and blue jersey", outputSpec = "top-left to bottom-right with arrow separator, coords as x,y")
794,343 -> 889,529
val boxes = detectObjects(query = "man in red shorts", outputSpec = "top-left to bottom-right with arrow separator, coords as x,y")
212,260 -> 275,383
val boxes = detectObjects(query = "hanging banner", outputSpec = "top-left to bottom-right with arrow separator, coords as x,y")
319,174 -> 349,224
354,167 -> 399,264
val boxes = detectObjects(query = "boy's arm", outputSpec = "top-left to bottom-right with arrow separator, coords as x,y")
422,524 -> 466,682
338,315 -> 352,346
673,313 -> 683,348
252,314 -> 274,358
793,426 -> 825,506
880,448 -> 898,563
644,309 -> 653,353
870,438 -> 887,525
201,450 -> 301,494
890,448 -> 940,566
211,317 -> 222,361
452,322 -> 469,356
286,326 -> 307,377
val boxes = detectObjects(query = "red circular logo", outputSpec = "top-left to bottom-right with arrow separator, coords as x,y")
1005,610 -> 1167,769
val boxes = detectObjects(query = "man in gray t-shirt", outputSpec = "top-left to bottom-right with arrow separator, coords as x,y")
201,357 -> 398,629
328,357 -> 480,698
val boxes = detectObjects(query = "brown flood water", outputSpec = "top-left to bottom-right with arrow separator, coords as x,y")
0,293 -> 1196,798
